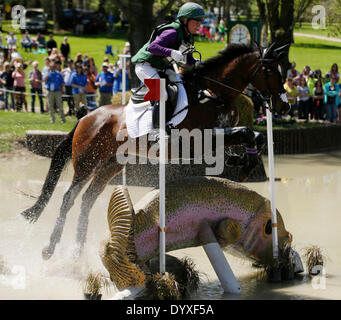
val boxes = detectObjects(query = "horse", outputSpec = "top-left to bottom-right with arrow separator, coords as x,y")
20,43 -> 290,260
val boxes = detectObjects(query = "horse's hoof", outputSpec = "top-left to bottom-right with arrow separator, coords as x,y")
42,246 -> 54,260
20,209 -> 40,223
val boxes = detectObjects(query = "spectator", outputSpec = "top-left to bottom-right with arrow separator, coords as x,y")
324,75 -> 339,123
74,53 -> 83,67
284,77 -> 298,118
61,59 -> 75,116
301,65 -> 312,81
209,21 -> 216,42
312,79 -> 324,121
95,62 -> 114,106
12,62 -> 27,112
10,46 -> 22,63
108,63 -> 115,73
0,62 -> 15,111
44,60 -> 66,123
217,20 -> 226,43
47,34 -> 57,56
87,57 -> 98,76
307,74 -> 316,120
84,66 -> 97,106
49,48 -> 62,62
286,62 -> 300,81
326,63 -> 339,83
108,13 -> 115,32
6,32 -> 17,49
83,54 -> 89,67
55,59 -> 62,72
297,77 -> 310,121
20,31 -> 33,52
36,33 -> 46,49
70,64 -> 87,111
113,60 -> 129,94
28,61 -> 44,113
42,57 -> 50,111
60,37 -> 71,64
123,42 -> 131,56
198,23 -> 205,41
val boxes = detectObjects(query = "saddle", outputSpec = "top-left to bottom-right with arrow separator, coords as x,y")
131,79 -> 178,129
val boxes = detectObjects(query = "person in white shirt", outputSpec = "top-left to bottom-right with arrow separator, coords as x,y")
10,46 -> 22,62
61,59 -> 75,115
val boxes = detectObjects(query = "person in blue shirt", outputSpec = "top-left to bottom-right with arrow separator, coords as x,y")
324,75 -> 339,123
44,60 -> 65,123
95,62 -> 114,106
70,65 -> 87,111
113,60 -> 129,95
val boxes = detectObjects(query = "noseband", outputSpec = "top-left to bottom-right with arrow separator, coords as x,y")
248,54 -> 287,112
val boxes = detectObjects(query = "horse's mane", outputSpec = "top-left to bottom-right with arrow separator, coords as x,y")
183,43 -> 256,80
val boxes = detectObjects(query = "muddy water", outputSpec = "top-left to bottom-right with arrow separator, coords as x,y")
0,151 -> 341,300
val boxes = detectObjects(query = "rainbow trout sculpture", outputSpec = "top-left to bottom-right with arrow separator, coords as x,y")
100,177 -> 303,298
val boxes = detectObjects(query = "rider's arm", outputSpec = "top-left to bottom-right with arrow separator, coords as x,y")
147,29 -> 178,57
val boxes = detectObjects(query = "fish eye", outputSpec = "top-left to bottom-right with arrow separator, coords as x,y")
264,219 -> 272,235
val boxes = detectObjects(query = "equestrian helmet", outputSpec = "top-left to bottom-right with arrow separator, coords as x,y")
177,2 -> 206,21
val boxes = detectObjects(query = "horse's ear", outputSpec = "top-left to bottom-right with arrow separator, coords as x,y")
264,42 -> 277,58
274,43 -> 290,54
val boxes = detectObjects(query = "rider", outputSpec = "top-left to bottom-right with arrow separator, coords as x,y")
131,2 -> 205,108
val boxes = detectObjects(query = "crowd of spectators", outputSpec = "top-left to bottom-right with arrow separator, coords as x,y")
282,62 -> 341,123
0,32 -> 131,124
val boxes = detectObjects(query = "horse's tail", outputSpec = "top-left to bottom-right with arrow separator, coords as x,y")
20,121 -> 80,223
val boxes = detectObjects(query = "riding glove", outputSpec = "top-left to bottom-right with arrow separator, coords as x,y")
171,50 -> 184,62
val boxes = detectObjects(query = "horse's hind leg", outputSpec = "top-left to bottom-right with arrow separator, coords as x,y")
75,157 -> 125,256
42,173 -> 91,260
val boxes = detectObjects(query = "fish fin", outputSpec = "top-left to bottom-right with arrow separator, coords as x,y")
215,219 -> 242,247
102,186 -> 146,290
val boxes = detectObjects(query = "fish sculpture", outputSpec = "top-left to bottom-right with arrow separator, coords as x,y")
100,176 -> 303,291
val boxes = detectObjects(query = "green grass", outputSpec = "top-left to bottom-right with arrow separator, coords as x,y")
0,110 -> 77,152
289,36 -> 341,75
294,22 -> 336,37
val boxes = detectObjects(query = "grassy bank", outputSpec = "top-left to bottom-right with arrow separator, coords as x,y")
0,111 -> 76,153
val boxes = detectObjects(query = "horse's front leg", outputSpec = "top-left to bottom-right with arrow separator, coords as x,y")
215,127 -> 263,181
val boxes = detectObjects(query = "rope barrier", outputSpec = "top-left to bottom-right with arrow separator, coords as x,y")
0,87 -> 98,98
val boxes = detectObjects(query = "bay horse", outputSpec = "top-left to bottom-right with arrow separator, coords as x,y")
20,43 -> 290,260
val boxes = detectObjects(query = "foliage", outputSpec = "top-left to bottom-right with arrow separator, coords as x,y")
303,245 -> 325,275
83,271 -> 111,296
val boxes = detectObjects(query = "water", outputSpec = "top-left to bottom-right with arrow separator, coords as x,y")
0,151 -> 340,300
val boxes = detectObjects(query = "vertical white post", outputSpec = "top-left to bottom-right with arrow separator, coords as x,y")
119,54 -> 130,186
159,78 -> 166,274
266,106 -> 279,259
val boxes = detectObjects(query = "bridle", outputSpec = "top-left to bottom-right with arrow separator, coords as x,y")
188,44 -> 290,113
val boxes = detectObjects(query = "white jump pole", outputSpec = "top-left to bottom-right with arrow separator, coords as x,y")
119,54 -> 130,186
203,243 -> 241,294
159,78 -> 167,274
266,104 -> 279,260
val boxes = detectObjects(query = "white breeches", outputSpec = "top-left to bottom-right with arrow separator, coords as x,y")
135,62 -> 188,106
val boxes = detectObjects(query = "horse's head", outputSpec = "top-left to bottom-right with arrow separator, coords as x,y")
249,43 -> 291,115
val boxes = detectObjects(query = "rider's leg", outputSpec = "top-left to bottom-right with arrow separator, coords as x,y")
135,63 -> 168,100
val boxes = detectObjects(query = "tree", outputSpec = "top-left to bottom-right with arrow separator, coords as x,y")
256,0 -> 315,72
114,0 -> 177,86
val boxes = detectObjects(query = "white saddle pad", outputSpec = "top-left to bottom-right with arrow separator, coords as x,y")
125,86 -> 189,139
